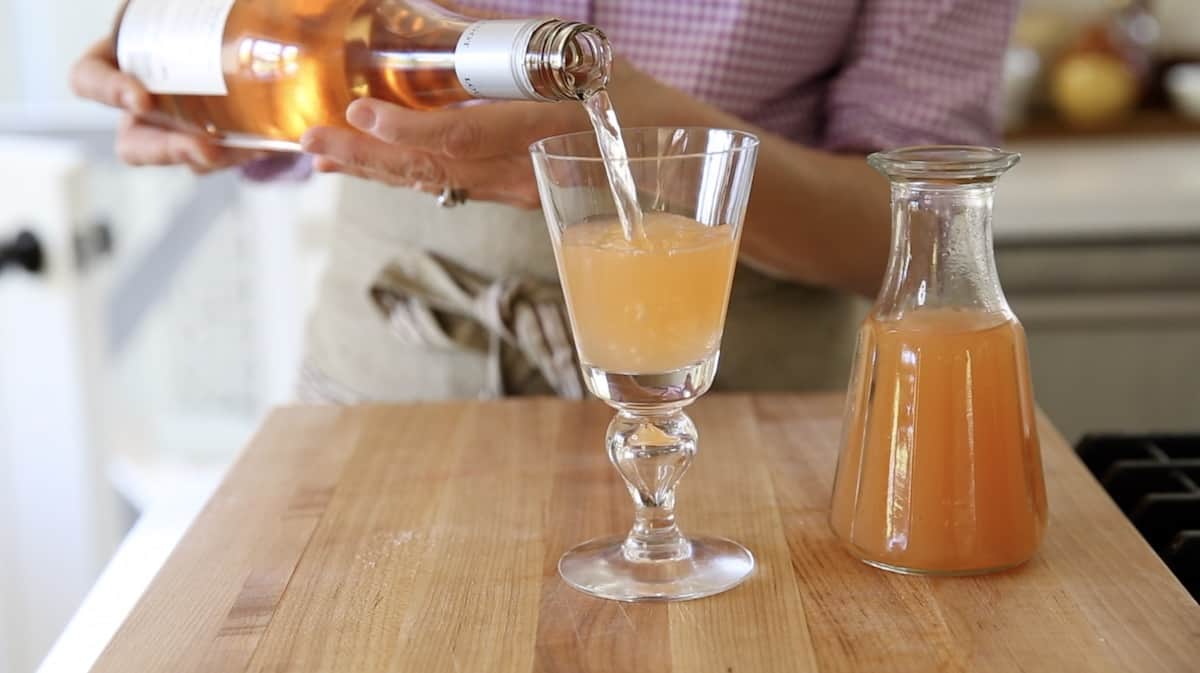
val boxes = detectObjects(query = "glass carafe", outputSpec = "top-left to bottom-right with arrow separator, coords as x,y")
830,146 -> 1048,576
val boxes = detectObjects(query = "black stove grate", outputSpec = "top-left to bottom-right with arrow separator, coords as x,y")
1076,434 -> 1200,601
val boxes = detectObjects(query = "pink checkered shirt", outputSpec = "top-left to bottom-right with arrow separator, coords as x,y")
465,0 -> 1018,150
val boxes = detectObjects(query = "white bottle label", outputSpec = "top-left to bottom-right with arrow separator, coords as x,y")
455,19 -> 548,101
117,0 -> 237,96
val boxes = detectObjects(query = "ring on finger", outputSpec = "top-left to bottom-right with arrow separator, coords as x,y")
437,186 -> 469,208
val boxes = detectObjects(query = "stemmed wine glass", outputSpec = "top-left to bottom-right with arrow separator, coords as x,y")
530,127 -> 760,601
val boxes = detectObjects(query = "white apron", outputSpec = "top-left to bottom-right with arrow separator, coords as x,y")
299,179 -> 864,402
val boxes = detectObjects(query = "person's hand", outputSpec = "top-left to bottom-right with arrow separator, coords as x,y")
301,61 -> 662,209
69,38 -> 260,173
300,100 -> 582,209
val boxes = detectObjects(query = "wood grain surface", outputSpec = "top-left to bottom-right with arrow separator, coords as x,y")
90,395 -> 1200,673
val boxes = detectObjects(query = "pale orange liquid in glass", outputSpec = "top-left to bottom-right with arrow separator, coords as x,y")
557,213 -> 739,374
831,309 -> 1048,573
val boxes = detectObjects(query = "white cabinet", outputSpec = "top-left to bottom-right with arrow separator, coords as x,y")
996,137 -> 1200,442
0,137 -> 123,673
0,1 -> 329,669
0,131 -> 330,673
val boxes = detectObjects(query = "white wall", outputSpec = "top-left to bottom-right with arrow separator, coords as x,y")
0,2 -> 18,102
2,0 -> 123,106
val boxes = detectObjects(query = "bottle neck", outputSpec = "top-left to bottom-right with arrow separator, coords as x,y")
525,21 -> 611,100
453,19 -> 610,102
876,181 -> 1011,320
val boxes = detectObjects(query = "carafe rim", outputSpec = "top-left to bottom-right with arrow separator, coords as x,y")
869,145 -> 1020,183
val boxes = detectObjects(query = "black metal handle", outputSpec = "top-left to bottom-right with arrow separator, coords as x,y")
0,230 -> 44,276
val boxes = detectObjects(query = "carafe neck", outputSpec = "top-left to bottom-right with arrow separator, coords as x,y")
868,146 -> 1020,320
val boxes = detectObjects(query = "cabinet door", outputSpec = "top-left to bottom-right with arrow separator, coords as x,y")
0,136 -> 122,673
999,240 -> 1200,441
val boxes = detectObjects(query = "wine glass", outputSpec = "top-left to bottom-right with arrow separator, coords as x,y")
530,127 -> 760,601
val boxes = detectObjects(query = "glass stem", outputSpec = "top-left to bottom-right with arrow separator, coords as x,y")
606,408 -> 697,562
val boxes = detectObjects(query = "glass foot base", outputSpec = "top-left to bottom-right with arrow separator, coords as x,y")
559,535 -> 755,602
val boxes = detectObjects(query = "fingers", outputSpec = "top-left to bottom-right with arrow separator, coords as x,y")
303,127 -> 450,185
70,39 -> 151,114
306,127 -> 540,209
115,115 -> 254,172
312,156 -> 379,185
320,159 -> 540,210
344,98 -> 550,159
305,97 -> 566,209
116,117 -> 207,167
71,39 -> 273,173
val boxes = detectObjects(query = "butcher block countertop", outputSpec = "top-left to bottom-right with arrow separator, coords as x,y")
89,394 -> 1200,673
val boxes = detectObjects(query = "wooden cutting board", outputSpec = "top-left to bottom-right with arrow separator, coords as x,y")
90,394 -> 1200,673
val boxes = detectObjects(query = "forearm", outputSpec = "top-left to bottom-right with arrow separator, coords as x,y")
621,65 -> 890,297
737,140 -> 890,297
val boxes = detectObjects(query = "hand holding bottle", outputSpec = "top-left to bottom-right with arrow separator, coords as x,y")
301,61 -> 658,209
69,38 -> 264,173
299,99 -> 577,209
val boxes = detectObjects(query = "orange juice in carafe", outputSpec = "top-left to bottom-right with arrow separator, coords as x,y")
831,309 -> 1047,573
831,146 -> 1048,575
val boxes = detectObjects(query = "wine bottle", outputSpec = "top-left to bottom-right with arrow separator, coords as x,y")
113,0 -> 611,151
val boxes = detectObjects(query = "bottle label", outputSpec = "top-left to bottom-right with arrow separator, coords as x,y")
117,0 -> 237,96
455,19 -> 548,101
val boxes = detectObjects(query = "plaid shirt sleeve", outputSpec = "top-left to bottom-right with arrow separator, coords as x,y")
822,0 -> 1019,153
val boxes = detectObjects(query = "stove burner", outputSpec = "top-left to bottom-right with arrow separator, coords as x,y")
1077,434 -> 1200,601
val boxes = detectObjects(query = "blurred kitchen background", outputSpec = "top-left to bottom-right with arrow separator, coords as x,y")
0,1 -> 1198,672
